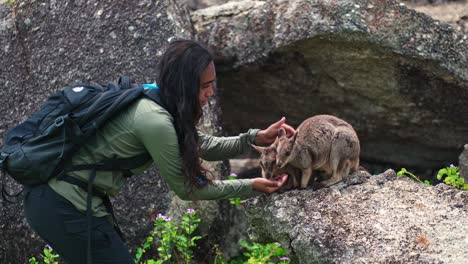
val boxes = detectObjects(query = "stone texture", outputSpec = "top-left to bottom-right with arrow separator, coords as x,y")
407,1 -> 468,35
0,0 -> 245,262
245,170 -> 468,263
0,0 -> 181,262
2,0 -> 468,262
192,0 -> 468,177
184,0 -> 231,10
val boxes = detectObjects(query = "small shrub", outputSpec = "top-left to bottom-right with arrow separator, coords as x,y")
437,164 -> 468,191
135,208 -> 202,264
29,244 -> 59,264
236,240 -> 290,264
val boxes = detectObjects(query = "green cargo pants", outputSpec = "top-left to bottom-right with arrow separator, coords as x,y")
24,184 -> 135,264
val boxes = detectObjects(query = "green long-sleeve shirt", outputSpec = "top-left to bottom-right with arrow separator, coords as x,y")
48,98 -> 259,217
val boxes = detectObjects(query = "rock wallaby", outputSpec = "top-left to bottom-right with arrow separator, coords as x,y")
252,139 -> 302,191
276,114 -> 360,188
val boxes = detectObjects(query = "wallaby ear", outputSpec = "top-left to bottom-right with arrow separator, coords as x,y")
278,127 -> 286,138
289,131 -> 298,143
251,144 -> 265,153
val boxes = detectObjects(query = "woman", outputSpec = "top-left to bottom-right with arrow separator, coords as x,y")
24,39 -> 294,263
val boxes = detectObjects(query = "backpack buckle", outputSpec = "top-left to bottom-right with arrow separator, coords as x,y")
54,116 -> 65,127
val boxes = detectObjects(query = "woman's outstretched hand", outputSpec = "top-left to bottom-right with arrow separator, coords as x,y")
252,174 -> 288,194
255,117 -> 296,145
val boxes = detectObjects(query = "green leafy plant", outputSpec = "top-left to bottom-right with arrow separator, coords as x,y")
141,211 -> 291,264
29,210 -> 291,264
437,164 -> 468,191
154,214 -> 178,263
175,209 -> 202,263
228,173 -> 245,206
135,209 -> 202,264
135,235 -> 155,263
238,240 -> 290,264
397,168 -> 430,185
5,0 -> 15,5
29,244 -> 59,264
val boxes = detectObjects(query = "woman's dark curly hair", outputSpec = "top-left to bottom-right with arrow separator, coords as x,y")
157,39 -> 213,189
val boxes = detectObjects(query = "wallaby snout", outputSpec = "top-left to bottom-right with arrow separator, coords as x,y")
276,160 -> 284,168
252,142 -> 302,190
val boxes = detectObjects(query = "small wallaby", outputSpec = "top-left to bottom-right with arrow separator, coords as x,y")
276,114 -> 360,189
252,139 -> 303,191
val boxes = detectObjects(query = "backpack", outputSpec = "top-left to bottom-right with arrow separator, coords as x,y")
0,76 -> 166,264
0,76 -> 163,196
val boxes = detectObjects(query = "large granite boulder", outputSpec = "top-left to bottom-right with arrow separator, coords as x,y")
192,0 -> 468,177
0,0 -> 244,262
0,0 -> 181,262
246,170 -> 468,263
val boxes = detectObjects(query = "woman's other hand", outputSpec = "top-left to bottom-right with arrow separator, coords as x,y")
252,174 -> 288,193
255,117 -> 296,145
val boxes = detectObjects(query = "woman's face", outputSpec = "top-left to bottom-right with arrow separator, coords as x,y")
199,62 -> 216,106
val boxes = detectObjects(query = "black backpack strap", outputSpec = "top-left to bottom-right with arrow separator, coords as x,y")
60,153 -> 151,175
60,175 -> 106,198
94,87 -> 145,126
0,154 -> 24,203
143,88 -> 166,109
56,152 -> 151,264
61,167 -> 127,264
59,174 -> 126,231
86,168 -> 97,264
77,86 -> 143,130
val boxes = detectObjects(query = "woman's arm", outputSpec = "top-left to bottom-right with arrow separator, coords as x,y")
199,117 -> 296,161
134,108 -> 290,200
134,109 -> 256,200
198,130 -> 259,161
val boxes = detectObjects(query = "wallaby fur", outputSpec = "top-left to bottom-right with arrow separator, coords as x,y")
252,139 -> 303,191
276,114 -> 360,189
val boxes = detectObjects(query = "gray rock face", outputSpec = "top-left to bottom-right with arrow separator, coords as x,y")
192,0 -> 468,175
246,170 -> 468,263
0,1 -> 248,262
0,0 -> 179,261
0,0 -> 226,263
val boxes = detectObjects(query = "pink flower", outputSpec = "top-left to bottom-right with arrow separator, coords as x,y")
187,208 -> 195,214
157,213 -> 166,220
